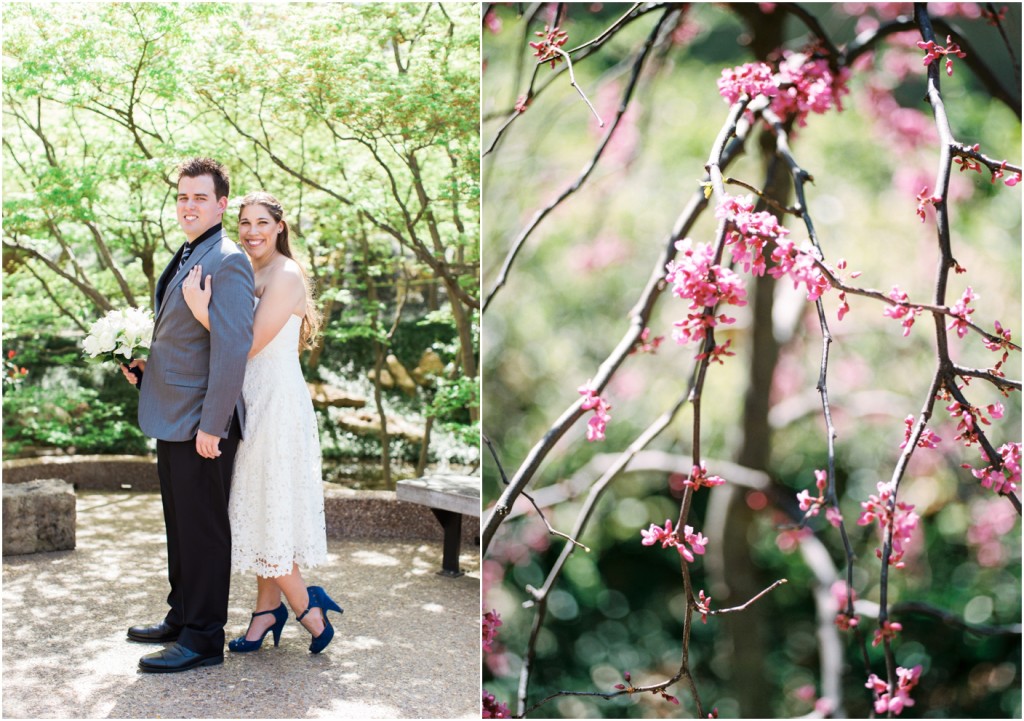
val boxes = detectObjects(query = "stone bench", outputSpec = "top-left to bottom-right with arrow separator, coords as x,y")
396,474 -> 480,577
3,479 -> 76,555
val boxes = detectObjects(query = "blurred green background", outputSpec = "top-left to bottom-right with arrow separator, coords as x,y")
482,3 -> 1021,718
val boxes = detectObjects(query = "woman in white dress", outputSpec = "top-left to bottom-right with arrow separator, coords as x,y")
182,191 -> 341,654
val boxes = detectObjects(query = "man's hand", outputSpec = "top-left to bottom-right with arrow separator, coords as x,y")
196,429 -> 222,459
120,359 -> 146,385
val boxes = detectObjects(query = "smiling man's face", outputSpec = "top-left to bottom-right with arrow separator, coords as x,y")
177,174 -> 227,241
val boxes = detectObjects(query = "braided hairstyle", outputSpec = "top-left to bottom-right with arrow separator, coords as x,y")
238,191 -> 322,351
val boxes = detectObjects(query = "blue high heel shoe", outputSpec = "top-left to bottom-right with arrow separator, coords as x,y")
228,603 -> 288,653
296,586 -> 343,654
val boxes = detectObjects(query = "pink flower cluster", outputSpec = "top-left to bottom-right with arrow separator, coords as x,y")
883,285 -> 922,336
685,463 -> 726,492
965,441 -> 1020,495
831,580 -> 859,630
665,238 -> 747,347
716,62 -> 778,104
578,381 -> 612,442
630,327 -> 664,355
482,610 -> 502,653
954,143 -> 983,173
771,53 -> 851,128
696,589 -> 712,624
946,286 -> 977,338
796,469 -> 841,527
917,34 -> 966,77
641,518 -> 709,563
482,689 -> 511,718
945,398 -> 1003,447
719,194 -> 833,301
866,665 -> 922,716
872,619 -> 903,647
915,187 -> 942,221
857,481 -> 919,568
529,25 -> 568,69
717,195 -> 789,277
899,415 -> 941,450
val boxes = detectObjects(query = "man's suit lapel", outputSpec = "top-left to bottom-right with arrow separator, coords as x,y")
154,229 -> 224,327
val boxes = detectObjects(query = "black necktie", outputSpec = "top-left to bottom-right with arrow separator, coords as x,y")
178,242 -> 193,272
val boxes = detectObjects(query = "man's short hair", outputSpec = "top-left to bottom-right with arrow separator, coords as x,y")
176,157 -> 230,199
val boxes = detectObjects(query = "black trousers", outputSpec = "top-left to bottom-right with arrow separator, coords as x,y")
155,414 -> 241,655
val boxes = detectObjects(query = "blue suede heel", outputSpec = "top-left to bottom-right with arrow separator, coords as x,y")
228,603 -> 288,653
296,586 -> 343,654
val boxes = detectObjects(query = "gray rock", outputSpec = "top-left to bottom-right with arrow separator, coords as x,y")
2,478 -> 76,555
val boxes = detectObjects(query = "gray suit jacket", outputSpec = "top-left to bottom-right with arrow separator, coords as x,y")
138,228 -> 255,442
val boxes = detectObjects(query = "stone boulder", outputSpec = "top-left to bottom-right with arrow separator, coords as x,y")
334,410 -> 425,445
3,479 -> 76,555
411,350 -> 445,386
307,382 -> 366,410
386,354 -> 418,396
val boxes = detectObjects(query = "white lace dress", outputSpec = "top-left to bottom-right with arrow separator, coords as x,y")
229,311 -> 328,577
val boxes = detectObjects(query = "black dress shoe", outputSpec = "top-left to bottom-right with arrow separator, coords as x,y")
127,620 -> 180,643
138,642 -> 223,673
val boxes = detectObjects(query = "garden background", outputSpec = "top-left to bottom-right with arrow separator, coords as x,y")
2,2 -> 480,489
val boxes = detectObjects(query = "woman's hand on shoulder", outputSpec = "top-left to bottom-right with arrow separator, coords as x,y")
182,265 -> 212,331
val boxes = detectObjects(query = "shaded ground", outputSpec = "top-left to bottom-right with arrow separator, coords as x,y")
2,491 -> 480,719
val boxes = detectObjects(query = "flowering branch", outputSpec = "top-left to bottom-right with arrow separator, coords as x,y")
482,95 -> 753,555
483,9 -> 670,312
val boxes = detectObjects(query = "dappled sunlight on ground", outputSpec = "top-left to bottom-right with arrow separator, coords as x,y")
2,491 -> 480,719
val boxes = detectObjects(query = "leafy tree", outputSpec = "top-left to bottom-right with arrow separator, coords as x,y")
2,3 -> 479,466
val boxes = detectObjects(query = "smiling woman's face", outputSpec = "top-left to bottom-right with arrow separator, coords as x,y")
238,203 -> 283,263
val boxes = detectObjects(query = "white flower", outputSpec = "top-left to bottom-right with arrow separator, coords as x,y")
82,306 -> 154,361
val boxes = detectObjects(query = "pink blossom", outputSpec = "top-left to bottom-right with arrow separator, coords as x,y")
917,35 -> 966,77
858,481 -> 919,568
529,25 -> 568,69
641,519 -> 675,548
866,665 -> 922,716
964,442 -> 1021,495
683,525 -> 709,555
578,381 -> 612,442
514,95 -> 529,114
826,506 -> 844,528
643,519 -> 710,563
872,619 -> 903,647
900,414 -> 942,450
946,286 -> 977,338
482,610 -> 502,653
665,237 -> 747,351
771,52 -> 851,127
685,463 -> 727,492
696,589 -> 712,624
717,62 -> 778,104
883,285 -> 922,337
915,186 -> 942,221
1005,171 -> 1021,187
482,689 -> 511,718
630,327 -> 664,355
954,144 -> 983,173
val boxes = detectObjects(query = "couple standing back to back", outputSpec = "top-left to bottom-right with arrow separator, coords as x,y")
121,157 -> 342,673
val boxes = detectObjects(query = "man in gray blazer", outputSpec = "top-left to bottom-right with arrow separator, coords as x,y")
121,157 -> 254,672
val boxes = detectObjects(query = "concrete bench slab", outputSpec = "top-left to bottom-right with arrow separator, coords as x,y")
3,479 -> 76,555
396,474 -> 480,577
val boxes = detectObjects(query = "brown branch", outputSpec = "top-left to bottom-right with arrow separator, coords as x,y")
483,9 -> 670,312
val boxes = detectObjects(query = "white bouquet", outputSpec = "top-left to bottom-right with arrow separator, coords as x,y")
82,307 -> 154,379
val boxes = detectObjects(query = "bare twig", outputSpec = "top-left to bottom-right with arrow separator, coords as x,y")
483,9 -> 670,311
